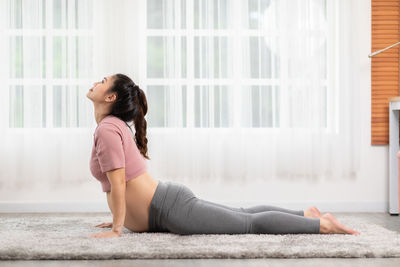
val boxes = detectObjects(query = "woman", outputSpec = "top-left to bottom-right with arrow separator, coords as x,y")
87,73 -> 360,238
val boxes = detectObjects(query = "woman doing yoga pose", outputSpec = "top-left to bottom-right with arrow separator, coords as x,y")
86,73 -> 360,238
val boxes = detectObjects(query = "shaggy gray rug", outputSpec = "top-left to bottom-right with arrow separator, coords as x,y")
0,213 -> 399,260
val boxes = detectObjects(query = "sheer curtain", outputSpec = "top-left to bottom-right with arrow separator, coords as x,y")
0,0 -> 361,199
145,0 -> 361,185
0,0 -> 99,198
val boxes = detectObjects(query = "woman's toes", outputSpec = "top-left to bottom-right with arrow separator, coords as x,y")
322,213 -> 360,235
312,206 -> 322,216
306,206 -> 322,218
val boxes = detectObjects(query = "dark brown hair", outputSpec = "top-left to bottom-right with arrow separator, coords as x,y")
107,73 -> 150,160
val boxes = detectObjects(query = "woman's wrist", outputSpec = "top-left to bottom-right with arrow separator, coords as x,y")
112,226 -> 123,235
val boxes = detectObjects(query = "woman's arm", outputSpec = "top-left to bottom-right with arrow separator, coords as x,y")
106,192 -> 113,215
105,167 -> 126,236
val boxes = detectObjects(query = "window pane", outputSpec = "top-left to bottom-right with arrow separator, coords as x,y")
260,85 -> 273,127
251,85 -> 260,127
147,0 -> 186,29
77,85 -> 92,127
213,85 -> 231,127
53,85 -> 63,128
181,38 -> 187,78
9,0 -> 46,29
9,36 -> 46,78
194,85 -> 232,128
53,0 -> 92,29
147,0 -> 163,28
9,85 -> 24,128
241,85 -> 279,128
147,36 -> 187,78
247,0 -> 277,30
181,0 -> 187,28
194,36 -> 228,78
147,86 -> 168,127
53,36 -> 92,78
52,85 -> 81,128
194,86 -> 209,127
25,85 -> 45,127
247,36 -> 279,79
147,37 -> 164,78
9,85 -> 46,128
194,0 -> 229,29
182,85 -> 187,127
75,0 -> 93,29
260,37 -> 273,79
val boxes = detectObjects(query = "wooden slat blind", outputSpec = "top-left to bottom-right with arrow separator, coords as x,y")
371,0 -> 400,145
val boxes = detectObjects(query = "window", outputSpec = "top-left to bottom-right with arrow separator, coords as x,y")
6,0 -> 329,130
145,0 -> 329,129
7,0 -> 93,128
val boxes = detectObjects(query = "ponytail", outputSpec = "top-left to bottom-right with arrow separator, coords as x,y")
132,86 -> 150,160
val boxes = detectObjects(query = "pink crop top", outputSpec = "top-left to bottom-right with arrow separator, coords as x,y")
90,115 -> 147,192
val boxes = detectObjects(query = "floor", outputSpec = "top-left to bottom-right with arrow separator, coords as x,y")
1,212 -> 399,267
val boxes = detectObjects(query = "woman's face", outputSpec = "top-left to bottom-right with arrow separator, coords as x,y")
86,75 -> 116,103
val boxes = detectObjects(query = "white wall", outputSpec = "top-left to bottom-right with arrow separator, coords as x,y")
0,0 -> 388,213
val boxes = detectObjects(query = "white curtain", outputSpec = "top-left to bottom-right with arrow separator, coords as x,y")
146,0 -> 361,185
0,0 -> 362,198
0,0 -> 98,196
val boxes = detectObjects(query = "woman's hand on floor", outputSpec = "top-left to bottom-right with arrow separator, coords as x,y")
94,222 -> 113,228
89,231 -> 120,238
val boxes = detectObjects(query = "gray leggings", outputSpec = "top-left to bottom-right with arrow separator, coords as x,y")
148,180 -> 320,235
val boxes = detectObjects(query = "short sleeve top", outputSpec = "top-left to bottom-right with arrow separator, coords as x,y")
90,115 -> 147,192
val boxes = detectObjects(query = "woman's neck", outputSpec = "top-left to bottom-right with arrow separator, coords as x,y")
94,103 -> 111,125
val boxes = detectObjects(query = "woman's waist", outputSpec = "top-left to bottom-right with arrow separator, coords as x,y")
126,173 -> 159,207
126,172 -> 158,192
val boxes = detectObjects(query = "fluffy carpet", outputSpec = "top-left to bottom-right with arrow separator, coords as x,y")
0,213 -> 399,260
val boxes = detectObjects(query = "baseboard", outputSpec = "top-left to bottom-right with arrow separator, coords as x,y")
0,200 -> 388,213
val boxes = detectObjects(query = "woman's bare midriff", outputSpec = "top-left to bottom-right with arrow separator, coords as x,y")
106,172 -> 159,233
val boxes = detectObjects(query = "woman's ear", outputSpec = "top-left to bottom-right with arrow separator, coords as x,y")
106,93 -> 117,103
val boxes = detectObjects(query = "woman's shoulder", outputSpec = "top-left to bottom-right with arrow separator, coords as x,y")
95,115 -> 128,137
102,114 -> 125,125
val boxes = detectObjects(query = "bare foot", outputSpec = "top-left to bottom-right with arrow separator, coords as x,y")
304,206 -> 322,218
319,213 -> 360,235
